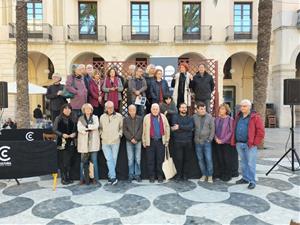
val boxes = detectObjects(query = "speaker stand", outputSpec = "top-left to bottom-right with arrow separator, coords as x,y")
266,105 -> 300,175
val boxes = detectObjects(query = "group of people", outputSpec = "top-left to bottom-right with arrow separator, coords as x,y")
47,62 -> 265,190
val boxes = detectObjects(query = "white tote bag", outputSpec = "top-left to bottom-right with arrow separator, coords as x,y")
162,146 -> 177,180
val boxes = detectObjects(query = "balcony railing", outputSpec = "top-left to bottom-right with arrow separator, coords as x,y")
67,25 -> 107,41
122,25 -> 159,42
9,23 -> 52,40
174,25 -> 212,42
225,25 -> 258,41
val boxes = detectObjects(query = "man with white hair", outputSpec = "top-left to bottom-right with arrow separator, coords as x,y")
123,104 -> 143,182
231,99 -> 265,189
66,64 -> 88,117
100,101 -> 123,185
84,64 -> 94,90
46,73 -> 67,122
142,103 -> 170,183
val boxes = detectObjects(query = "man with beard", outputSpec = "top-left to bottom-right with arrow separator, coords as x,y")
171,103 -> 194,181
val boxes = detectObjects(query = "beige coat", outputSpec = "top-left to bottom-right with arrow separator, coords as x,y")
99,112 -> 123,145
77,115 -> 100,153
142,113 -> 170,147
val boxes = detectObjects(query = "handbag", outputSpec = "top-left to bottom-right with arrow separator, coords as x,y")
62,76 -> 77,99
162,146 -> 177,180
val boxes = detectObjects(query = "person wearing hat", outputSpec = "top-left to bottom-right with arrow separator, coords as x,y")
46,73 -> 67,122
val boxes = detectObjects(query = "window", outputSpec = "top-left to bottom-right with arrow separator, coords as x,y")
234,2 -> 252,38
131,2 -> 149,38
27,0 -> 43,32
79,2 -> 97,38
182,2 -> 201,39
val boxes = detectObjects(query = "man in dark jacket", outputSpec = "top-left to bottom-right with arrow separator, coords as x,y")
144,64 -> 155,113
171,103 -> 194,181
123,104 -> 143,182
231,99 -> 265,190
189,63 -> 214,113
46,73 -> 67,122
33,104 -> 43,126
128,67 -> 147,116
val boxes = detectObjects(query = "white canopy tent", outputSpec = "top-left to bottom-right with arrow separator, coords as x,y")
7,82 -> 47,94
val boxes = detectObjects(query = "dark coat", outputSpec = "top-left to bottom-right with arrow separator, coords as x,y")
189,72 -> 214,101
150,79 -> 170,103
128,77 -> 147,103
172,114 -> 194,142
46,84 -> 67,111
123,115 -> 143,142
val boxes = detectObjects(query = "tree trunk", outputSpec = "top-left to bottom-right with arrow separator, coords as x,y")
16,1 -> 30,128
253,0 -> 273,148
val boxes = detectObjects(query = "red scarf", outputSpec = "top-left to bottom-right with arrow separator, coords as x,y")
159,81 -> 163,103
150,114 -> 165,138
105,77 -> 119,111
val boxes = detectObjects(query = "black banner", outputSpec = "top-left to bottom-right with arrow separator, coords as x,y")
0,129 -> 52,141
0,141 -> 58,179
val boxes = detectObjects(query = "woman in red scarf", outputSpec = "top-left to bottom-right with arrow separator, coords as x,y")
102,68 -> 124,112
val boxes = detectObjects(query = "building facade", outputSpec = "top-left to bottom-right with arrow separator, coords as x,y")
0,0 -> 299,127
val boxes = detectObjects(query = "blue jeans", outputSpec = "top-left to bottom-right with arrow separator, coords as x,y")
102,143 -> 120,179
236,143 -> 257,184
126,141 -> 142,178
195,142 -> 213,176
80,152 -> 99,181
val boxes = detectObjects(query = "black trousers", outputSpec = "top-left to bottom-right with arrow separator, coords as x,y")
51,110 -> 60,123
146,139 -> 165,178
93,105 -> 104,118
58,147 -> 73,174
215,143 -> 233,179
173,141 -> 193,178
230,146 -> 239,177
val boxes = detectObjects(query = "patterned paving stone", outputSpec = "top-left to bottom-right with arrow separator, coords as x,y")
64,183 -> 101,195
161,180 -> 197,193
180,186 -> 230,203
93,218 -> 123,225
2,181 -> 44,196
197,179 -> 233,192
184,216 -> 221,225
40,175 -> 54,181
47,219 -> 74,225
267,192 -> 300,211
32,196 -> 81,219
0,182 -> 7,190
231,215 -> 271,225
0,197 -> 34,218
223,192 -> 270,214
288,175 -> 300,186
258,177 -> 294,191
103,181 -> 140,194
153,193 -> 197,215
104,194 -> 150,217
256,159 -> 277,166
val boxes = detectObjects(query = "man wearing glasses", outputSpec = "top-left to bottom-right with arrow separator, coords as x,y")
231,99 -> 265,189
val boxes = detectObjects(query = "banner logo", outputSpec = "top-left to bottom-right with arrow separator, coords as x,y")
0,146 -> 11,166
25,132 -> 34,141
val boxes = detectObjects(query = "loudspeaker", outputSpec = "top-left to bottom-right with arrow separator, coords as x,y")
284,79 -> 300,105
0,81 -> 8,108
